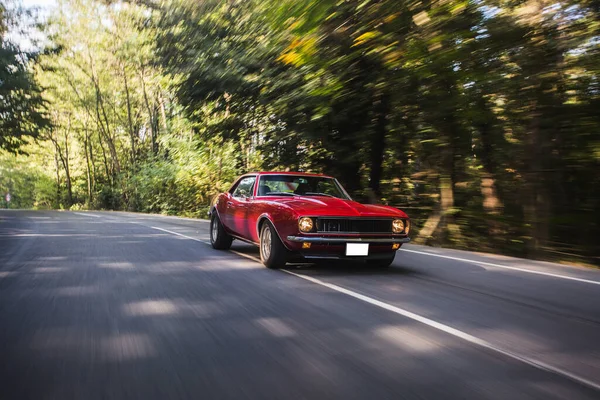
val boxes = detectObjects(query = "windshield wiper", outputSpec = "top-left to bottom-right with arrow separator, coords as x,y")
265,192 -> 298,196
304,192 -> 336,198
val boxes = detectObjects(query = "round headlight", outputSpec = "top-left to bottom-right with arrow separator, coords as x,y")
404,219 -> 410,235
392,219 -> 405,234
298,217 -> 314,233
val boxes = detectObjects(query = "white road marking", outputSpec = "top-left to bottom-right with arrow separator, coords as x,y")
401,248 -> 600,286
0,234 -> 102,237
72,212 -> 101,218
149,226 -> 211,245
281,268 -> 600,392
140,221 -> 600,392
230,249 -> 262,262
150,226 -> 261,262
143,214 -> 210,223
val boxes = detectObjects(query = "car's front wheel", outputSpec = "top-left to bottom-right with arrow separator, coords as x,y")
259,221 -> 288,269
366,253 -> 396,268
210,212 -> 233,250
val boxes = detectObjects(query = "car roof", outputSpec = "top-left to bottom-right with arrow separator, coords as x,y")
247,171 -> 334,179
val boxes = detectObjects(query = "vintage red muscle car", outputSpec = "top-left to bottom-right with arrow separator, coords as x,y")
209,172 -> 410,269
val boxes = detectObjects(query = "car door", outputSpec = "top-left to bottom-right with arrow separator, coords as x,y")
224,176 -> 256,238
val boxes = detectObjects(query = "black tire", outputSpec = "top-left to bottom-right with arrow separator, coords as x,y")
367,253 -> 396,268
259,221 -> 288,269
210,212 -> 233,250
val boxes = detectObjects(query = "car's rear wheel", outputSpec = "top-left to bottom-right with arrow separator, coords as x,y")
210,212 -> 233,250
367,253 -> 396,268
259,221 -> 288,269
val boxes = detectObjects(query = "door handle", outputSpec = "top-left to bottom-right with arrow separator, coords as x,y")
227,201 -> 233,206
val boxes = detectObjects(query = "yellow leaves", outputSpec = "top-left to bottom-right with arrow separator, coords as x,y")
279,52 -> 302,66
287,38 -> 303,51
353,31 -> 379,47
278,36 -> 317,67
288,20 -> 300,31
412,11 -> 430,26
357,0 -> 373,10
384,13 -> 399,24
450,1 -> 468,15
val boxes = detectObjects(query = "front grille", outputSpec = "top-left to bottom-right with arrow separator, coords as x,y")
316,218 -> 393,234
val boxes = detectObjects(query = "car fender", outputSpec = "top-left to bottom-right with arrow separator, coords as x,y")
256,212 -> 293,250
209,195 -> 223,218
209,194 -> 235,234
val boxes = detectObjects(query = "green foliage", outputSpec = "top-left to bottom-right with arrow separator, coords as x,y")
0,2 -> 50,153
0,152 -> 56,209
117,135 -> 241,217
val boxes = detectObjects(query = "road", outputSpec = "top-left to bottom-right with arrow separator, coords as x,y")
1,210 -> 599,400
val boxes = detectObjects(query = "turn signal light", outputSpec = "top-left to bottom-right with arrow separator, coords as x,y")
392,243 -> 401,250
302,242 -> 311,249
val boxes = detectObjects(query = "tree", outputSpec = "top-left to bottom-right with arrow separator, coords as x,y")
0,1 -> 50,152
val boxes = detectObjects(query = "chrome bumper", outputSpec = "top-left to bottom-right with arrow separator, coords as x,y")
287,236 -> 411,244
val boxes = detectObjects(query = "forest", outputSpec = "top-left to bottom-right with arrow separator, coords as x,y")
0,0 -> 598,265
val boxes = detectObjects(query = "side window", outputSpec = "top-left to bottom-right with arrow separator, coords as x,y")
232,177 -> 256,199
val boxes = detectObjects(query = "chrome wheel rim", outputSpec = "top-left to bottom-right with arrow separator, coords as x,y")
261,227 -> 272,260
211,218 -> 218,243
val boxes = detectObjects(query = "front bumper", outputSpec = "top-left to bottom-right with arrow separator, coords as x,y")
286,236 -> 410,260
287,236 -> 411,244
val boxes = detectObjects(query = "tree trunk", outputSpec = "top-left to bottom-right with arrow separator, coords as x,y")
89,133 -> 97,194
46,118 -> 72,207
83,129 -> 92,204
89,52 -> 120,174
97,129 -> 111,186
159,91 -> 168,134
123,65 -> 137,164
368,90 -> 390,202
525,110 -> 550,257
63,128 -> 73,206
476,97 -> 504,238
140,68 -> 158,154
436,127 -> 460,244
54,150 -> 61,207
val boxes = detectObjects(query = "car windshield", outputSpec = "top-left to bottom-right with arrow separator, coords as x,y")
257,175 -> 350,200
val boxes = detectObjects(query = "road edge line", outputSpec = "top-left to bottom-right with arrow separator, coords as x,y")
281,268 -> 600,392
401,248 -> 600,286
149,226 -> 211,245
72,212 -> 101,218
150,225 -> 262,263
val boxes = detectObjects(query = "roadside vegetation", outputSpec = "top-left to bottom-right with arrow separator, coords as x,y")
0,0 -> 598,265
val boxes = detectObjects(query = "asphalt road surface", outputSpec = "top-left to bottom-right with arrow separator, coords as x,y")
1,210 -> 599,400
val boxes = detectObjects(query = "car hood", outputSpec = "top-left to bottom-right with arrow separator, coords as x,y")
275,196 -> 408,218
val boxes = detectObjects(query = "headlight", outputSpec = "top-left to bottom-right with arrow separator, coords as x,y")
392,219 -> 405,234
298,217 -> 314,233
405,219 -> 410,235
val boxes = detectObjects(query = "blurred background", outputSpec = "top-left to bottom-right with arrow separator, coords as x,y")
0,0 -> 598,265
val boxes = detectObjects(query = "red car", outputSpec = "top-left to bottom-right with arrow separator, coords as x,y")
209,172 -> 410,269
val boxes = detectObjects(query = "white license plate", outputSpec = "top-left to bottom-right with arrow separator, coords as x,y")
346,243 -> 369,256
